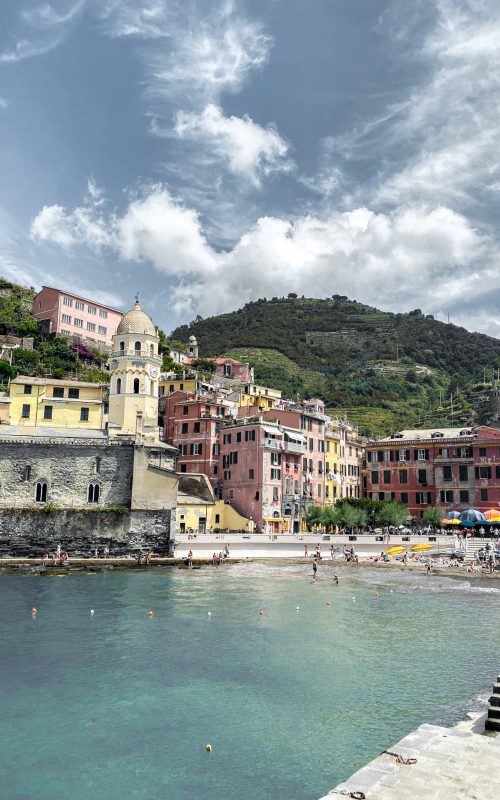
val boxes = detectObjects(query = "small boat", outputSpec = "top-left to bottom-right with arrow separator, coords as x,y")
411,543 -> 433,552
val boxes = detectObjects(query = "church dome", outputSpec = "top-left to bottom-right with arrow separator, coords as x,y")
189,335 -> 197,344
117,301 -> 156,336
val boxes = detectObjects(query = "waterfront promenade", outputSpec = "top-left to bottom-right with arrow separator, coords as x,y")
173,531 -> 455,559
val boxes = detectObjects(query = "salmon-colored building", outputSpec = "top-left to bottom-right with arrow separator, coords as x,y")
32,286 -> 123,348
219,418 -> 306,534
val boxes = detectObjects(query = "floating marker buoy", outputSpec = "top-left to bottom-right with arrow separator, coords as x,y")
390,589 -> 393,593
90,609 -> 95,616
259,610 -> 265,616
147,610 -> 154,617
326,602 -> 332,606
208,611 -> 212,617
296,606 -> 300,611
206,744 -> 212,752
31,607 -> 37,615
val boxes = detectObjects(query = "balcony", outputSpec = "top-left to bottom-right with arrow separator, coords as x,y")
283,441 -> 305,454
263,438 -> 283,450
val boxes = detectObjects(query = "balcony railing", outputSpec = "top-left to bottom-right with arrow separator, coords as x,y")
263,438 -> 282,450
284,441 -> 305,454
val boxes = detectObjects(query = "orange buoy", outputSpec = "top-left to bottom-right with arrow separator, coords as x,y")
147,610 -> 154,617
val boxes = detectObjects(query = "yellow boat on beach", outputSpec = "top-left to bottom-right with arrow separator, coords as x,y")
386,546 -> 406,555
411,543 -> 433,552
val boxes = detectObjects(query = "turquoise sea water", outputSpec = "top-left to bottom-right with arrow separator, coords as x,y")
0,563 -> 499,800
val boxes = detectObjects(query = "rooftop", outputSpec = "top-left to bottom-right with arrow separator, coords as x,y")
36,286 -> 123,314
374,427 -> 474,444
11,376 -> 106,389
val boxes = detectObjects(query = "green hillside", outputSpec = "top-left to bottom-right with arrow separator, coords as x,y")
0,278 -> 107,384
172,295 -> 500,436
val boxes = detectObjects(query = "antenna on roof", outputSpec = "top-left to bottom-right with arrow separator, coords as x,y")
135,291 -> 140,304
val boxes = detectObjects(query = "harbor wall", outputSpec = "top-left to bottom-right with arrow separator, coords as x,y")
0,508 -> 175,556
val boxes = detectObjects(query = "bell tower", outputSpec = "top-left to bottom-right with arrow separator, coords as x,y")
108,301 -> 162,441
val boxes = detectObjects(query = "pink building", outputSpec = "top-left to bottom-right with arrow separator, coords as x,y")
164,393 -> 232,486
32,286 -> 123,349
262,405 -> 326,504
219,419 -> 306,534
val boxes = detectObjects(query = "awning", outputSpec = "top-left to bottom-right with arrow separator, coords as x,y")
284,430 -> 306,443
263,517 -> 284,522
262,425 -> 282,437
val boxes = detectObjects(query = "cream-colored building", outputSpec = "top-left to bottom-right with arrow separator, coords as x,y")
107,301 -> 162,441
176,474 -> 254,533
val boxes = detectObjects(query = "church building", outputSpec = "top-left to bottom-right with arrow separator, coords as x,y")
0,301 -> 178,556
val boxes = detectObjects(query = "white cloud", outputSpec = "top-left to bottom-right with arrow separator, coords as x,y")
368,0 -> 500,209
99,0 -> 170,39
0,37 -> 62,64
0,97 -> 9,109
174,104 -> 292,186
22,1 -> 85,27
31,184 -> 494,323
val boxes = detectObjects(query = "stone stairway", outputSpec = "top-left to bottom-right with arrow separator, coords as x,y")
463,537 -> 492,562
485,676 -> 500,732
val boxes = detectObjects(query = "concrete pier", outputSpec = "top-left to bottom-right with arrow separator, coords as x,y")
321,713 -> 499,800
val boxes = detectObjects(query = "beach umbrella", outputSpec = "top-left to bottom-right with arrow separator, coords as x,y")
460,520 -> 475,528
484,509 -> 500,521
459,508 -> 487,524
411,543 -> 433,552
445,510 -> 462,520
443,518 -> 460,525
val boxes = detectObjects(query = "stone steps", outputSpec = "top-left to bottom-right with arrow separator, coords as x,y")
485,675 -> 500,730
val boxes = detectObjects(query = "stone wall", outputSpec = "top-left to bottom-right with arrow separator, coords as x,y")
0,508 -> 175,556
0,438 -> 133,508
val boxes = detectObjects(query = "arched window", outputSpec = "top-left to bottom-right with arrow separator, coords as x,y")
88,482 -> 100,503
119,341 -> 125,352
116,377 -> 121,395
133,378 -> 140,394
135,341 -> 141,353
35,481 -> 48,503
150,380 -> 154,396
95,456 -> 101,474
150,344 -> 154,356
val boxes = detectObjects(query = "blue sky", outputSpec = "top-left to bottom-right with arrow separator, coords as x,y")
1,0 -> 499,337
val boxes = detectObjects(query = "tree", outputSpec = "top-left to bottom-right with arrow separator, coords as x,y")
422,507 -> 444,527
339,504 -> 367,530
0,360 -> 13,381
305,504 -> 322,530
321,505 -> 341,532
376,501 -> 409,528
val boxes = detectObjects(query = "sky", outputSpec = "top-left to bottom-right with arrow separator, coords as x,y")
1,0 -> 500,338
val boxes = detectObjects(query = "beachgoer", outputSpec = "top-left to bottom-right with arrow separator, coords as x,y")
103,546 -> 109,558
304,544 -> 308,557
187,550 -> 193,567
334,575 -> 339,585
224,544 -> 230,559
330,544 -> 334,560
312,558 -> 318,581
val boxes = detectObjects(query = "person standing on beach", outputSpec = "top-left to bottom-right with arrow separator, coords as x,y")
304,544 -> 308,557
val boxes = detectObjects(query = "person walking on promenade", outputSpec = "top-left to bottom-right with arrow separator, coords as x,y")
304,544 -> 308,557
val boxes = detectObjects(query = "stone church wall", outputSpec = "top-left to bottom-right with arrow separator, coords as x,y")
0,438 -> 134,509
0,438 -> 175,555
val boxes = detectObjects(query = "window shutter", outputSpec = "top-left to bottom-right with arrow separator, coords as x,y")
425,449 -> 429,460
406,449 -> 411,461
413,449 -> 418,460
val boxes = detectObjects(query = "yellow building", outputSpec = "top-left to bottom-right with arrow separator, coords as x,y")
176,474 -> 254,533
324,420 -> 342,504
0,392 -> 11,425
159,376 -> 199,396
9,376 -> 106,430
232,383 -> 281,412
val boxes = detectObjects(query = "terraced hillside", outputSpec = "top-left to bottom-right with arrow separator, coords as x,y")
171,296 -> 500,436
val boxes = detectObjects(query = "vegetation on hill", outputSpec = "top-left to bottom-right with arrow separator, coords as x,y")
0,279 -> 107,385
172,295 -> 500,436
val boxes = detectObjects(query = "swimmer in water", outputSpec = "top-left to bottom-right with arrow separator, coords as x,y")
312,558 -> 318,582
334,575 -> 339,585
